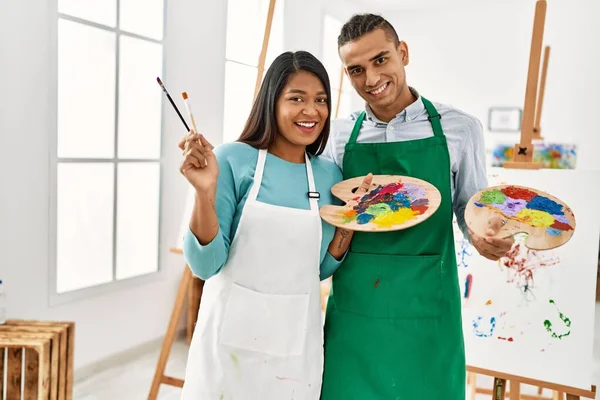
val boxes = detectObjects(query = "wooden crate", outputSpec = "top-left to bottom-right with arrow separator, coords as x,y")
0,336 -> 51,400
0,321 -> 74,400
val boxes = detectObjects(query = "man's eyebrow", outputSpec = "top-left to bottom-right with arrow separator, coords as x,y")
347,51 -> 389,70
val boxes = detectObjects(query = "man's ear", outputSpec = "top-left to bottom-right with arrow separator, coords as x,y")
398,40 -> 409,66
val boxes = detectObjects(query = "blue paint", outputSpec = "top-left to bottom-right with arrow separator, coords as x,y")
472,316 -> 496,338
474,202 -> 484,208
546,228 -> 562,237
464,274 -> 473,298
356,213 -> 374,225
526,195 -> 563,215
391,193 -> 411,208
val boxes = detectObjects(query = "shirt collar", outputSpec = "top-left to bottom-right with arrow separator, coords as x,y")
362,86 -> 425,124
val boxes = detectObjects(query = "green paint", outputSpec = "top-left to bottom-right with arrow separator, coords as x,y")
219,395 -> 224,400
366,203 -> 392,216
479,189 -> 505,205
543,299 -> 572,339
230,352 -> 239,367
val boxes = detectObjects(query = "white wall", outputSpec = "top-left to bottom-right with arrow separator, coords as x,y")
285,0 -> 375,113
0,0 -> 227,370
387,0 -> 600,170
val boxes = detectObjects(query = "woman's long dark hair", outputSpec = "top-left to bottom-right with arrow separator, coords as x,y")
237,51 -> 331,156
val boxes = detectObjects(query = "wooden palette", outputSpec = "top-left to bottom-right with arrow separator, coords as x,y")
465,184 -> 576,250
319,175 -> 441,232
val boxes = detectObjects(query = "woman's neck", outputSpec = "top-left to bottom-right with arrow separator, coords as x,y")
268,139 -> 306,163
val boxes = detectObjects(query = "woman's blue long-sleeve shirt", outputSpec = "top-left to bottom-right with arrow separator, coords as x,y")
182,142 -> 345,281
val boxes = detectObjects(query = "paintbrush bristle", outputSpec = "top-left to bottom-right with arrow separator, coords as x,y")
156,77 -> 163,85
182,92 -> 188,100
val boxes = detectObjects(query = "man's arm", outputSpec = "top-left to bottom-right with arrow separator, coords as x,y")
453,117 -> 488,240
454,117 -> 513,261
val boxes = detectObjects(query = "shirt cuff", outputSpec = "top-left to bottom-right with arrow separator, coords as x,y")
182,226 -> 227,280
320,250 -> 348,281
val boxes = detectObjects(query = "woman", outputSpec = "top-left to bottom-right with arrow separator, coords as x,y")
178,51 -> 368,399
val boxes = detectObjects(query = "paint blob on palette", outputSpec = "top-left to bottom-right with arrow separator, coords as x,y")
319,175 -> 441,232
465,185 -> 576,250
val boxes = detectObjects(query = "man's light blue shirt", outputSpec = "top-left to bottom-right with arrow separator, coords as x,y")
323,87 -> 488,238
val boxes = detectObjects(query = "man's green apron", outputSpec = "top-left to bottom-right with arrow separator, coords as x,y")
321,97 -> 465,399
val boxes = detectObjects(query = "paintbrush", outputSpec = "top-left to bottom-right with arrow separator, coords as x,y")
181,92 -> 198,132
156,77 -> 190,132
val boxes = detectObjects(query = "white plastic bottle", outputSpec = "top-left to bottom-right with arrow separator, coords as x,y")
0,280 -> 6,324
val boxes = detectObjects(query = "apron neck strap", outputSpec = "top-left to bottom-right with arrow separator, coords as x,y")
349,98 -> 444,143
250,149 -> 319,212
421,97 -> 444,138
347,111 -> 366,145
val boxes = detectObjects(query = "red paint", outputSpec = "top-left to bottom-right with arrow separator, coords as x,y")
410,205 -> 428,215
550,220 -> 573,231
498,336 -> 514,342
501,186 -> 537,202
374,279 -> 380,288
377,182 -> 403,196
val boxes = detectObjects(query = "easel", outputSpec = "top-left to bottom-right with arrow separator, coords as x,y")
468,1 -> 595,398
147,1 -> 278,398
533,45 -> 550,141
503,0 -> 547,170
468,366 -> 596,400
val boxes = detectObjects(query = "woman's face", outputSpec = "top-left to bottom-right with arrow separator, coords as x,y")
275,71 -> 329,150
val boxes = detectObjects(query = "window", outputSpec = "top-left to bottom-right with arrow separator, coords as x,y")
222,0 -> 285,143
322,14 -> 353,118
54,0 -> 164,295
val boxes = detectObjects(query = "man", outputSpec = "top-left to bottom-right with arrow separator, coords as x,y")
321,14 -> 513,399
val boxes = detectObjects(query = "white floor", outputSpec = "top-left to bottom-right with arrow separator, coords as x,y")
73,303 -> 600,399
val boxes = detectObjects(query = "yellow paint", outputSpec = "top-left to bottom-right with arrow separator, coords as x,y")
516,208 -> 554,227
373,207 -> 417,228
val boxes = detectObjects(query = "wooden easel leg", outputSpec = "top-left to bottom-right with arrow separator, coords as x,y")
565,395 -> 579,400
148,267 -> 193,400
494,378 -> 507,400
553,392 -> 564,400
510,381 -> 521,400
467,372 -> 477,400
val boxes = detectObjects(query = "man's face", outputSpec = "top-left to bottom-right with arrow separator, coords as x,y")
339,29 -> 409,109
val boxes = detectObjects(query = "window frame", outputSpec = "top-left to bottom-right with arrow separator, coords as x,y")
48,0 -> 168,306
221,0 -> 285,144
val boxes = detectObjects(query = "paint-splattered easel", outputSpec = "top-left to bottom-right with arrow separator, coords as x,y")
147,1 -> 278,398
466,1 -> 595,399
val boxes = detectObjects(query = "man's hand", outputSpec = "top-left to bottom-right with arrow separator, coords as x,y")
468,214 -> 514,261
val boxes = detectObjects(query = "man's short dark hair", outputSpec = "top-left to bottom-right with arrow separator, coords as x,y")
338,14 -> 399,48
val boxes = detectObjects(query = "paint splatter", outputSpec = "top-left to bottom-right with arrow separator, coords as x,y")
374,278 -> 380,288
342,180 -> 429,228
497,336 -> 514,342
472,316 -> 497,337
230,353 -> 238,364
457,239 -> 472,268
499,241 -> 560,304
276,376 -> 301,382
476,186 -> 573,235
464,274 -> 473,299
543,299 -> 572,339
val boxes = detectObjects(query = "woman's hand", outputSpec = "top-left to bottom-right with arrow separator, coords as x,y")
179,129 -> 218,193
327,173 -> 373,260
